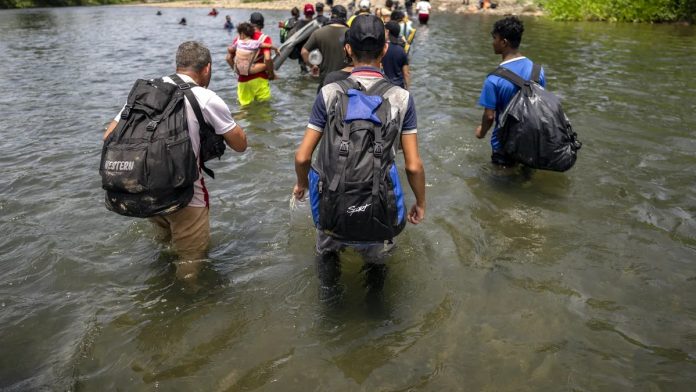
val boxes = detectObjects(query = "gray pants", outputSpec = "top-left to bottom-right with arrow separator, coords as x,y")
315,230 -> 395,263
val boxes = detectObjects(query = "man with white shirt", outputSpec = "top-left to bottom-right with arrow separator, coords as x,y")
476,16 -> 546,167
103,41 -> 247,280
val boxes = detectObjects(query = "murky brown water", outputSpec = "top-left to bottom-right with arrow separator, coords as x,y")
0,6 -> 695,391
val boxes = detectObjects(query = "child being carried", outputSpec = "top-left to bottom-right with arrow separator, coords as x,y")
230,22 -> 280,76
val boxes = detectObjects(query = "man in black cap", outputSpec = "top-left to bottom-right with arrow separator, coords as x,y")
381,20 -> 410,89
301,5 -> 350,89
315,2 -> 330,25
226,12 -> 275,106
293,14 -> 426,300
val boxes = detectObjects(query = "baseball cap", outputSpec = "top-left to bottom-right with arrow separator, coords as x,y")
359,0 -> 371,11
304,3 -> 315,15
330,4 -> 347,19
347,14 -> 386,51
385,21 -> 400,38
315,2 -> 324,12
249,12 -> 264,27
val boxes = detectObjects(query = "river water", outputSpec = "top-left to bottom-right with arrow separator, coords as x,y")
1,5 -> 695,391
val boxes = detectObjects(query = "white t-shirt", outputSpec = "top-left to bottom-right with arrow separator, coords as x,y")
114,73 -> 237,207
416,1 -> 431,15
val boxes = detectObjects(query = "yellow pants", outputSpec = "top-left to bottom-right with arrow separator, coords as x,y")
237,77 -> 271,106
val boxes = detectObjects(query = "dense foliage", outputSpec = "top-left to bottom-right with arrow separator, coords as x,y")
537,0 -> 696,22
0,0 -> 135,8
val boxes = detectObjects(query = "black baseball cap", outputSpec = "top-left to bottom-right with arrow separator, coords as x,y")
331,4 -> 347,19
347,14 -> 386,51
249,12 -> 264,27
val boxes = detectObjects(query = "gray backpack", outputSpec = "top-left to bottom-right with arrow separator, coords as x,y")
308,78 -> 407,241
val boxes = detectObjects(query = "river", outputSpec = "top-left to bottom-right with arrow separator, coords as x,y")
0,5 -> 695,391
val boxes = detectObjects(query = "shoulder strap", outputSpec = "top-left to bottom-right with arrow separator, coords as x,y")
531,63 -> 542,84
366,78 -> 395,97
327,78 -> 359,193
169,74 -> 216,179
489,67 -> 528,89
169,74 -> 208,129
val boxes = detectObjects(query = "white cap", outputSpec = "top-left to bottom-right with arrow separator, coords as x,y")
359,0 -> 371,10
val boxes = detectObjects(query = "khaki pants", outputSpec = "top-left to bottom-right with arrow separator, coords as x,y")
149,206 -> 210,261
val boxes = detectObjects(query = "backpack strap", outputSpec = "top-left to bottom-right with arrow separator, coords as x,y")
531,63 -> 542,84
365,79 -> 395,196
489,66 -> 528,89
328,78 -> 360,193
169,74 -> 217,179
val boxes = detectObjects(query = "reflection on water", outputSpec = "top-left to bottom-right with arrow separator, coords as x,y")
0,5 -> 695,391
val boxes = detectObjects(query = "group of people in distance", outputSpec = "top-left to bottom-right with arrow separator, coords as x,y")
224,1 -> 423,106
104,13 -> 541,297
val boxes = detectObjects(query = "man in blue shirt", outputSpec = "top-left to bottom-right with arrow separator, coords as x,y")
476,16 -> 545,166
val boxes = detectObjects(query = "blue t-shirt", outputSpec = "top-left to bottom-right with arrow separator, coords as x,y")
478,57 -> 545,152
381,42 -> 409,89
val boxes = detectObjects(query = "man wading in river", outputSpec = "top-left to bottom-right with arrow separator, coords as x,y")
293,15 -> 425,302
476,16 -> 545,167
103,41 -> 247,282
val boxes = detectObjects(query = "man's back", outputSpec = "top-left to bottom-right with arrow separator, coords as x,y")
303,25 -> 349,83
479,56 -> 545,151
381,43 -> 408,88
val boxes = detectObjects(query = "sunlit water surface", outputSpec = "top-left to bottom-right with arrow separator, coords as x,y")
0,5 -> 695,391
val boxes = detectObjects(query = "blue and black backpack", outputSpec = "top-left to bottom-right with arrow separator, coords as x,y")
308,78 -> 406,242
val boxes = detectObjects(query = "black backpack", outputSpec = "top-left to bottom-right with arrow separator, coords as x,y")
491,64 -> 581,172
100,75 -> 224,218
308,78 -> 407,242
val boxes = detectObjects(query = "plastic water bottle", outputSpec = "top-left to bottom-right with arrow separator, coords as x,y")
308,49 -> 322,77
308,49 -> 323,66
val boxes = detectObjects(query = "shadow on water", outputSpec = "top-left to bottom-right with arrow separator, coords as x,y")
12,10 -> 56,30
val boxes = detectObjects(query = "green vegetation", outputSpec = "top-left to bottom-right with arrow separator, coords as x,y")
537,0 -> 696,23
0,0 -> 138,8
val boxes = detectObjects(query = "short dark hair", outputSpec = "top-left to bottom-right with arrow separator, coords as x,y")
291,7 -> 300,17
492,16 -> 524,49
176,41 -> 211,72
351,47 -> 383,62
237,22 -> 255,37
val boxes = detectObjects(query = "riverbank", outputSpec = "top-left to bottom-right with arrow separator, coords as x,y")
141,0 -> 545,16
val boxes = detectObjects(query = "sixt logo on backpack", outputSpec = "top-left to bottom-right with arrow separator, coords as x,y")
103,160 -> 135,171
347,203 -> 371,216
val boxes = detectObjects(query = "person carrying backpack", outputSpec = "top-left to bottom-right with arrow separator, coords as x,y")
476,16 -> 546,167
293,15 -> 425,300
476,16 -> 580,170
101,41 -> 247,282
279,7 -> 300,44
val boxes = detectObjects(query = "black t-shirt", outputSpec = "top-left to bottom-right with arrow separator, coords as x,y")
321,70 -> 351,89
381,42 -> 409,88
